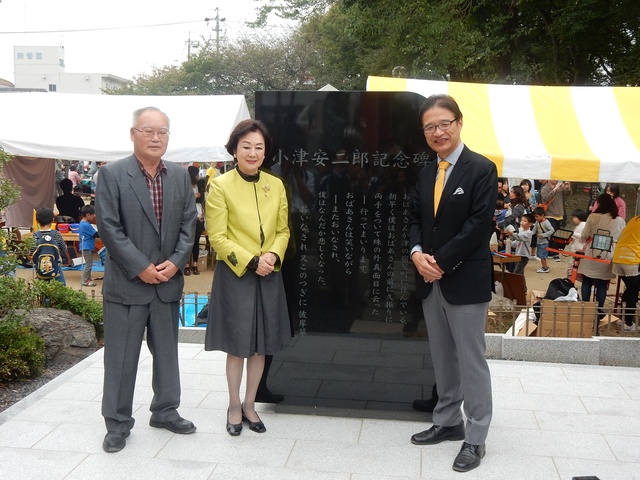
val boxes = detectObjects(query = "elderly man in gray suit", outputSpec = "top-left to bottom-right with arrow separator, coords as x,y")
96,106 -> 197,453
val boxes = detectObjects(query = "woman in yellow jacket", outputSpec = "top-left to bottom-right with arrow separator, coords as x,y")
205,119 -> 290,435
612,216 -> 640,331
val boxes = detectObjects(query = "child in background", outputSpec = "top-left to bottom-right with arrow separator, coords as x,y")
504,213 -> 535,274
532,207 -> 555,273
30,207 -> 68,285
567,209 -> 588,252
79,205 -> 99,287
494,199 -> 508,225
504,213 -> 535,292
493,199 -> 508,248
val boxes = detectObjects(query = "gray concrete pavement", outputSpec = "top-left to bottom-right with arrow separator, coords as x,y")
1,343 -> 639,479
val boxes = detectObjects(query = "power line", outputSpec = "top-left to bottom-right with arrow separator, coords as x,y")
0,19 -> 203,35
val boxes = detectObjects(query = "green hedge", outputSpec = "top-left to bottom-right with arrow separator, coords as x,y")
0,276 -> 33,317
0,277 -> 103,381
30,280 -> 103,338
0,315 -> 45,380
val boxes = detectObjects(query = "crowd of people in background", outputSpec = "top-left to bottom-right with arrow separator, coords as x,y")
493,177 -> 638,331
44,156 -> 640,339
46,158 -> 225,287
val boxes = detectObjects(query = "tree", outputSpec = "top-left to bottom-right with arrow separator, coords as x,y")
256,0 -> 640,86
103,65 -> 199,96
105,33 -> 322,113
0,147 -> 31,276
250,0 -> 334,26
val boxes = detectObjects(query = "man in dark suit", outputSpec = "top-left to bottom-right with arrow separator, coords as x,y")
409,95 -> 496,472
96,106 -> 197,453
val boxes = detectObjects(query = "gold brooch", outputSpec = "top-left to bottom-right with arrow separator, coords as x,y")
262,183 -> 270,196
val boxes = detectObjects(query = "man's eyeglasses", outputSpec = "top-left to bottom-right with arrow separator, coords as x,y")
422,119 -> 457,134
133,127 -> 170,138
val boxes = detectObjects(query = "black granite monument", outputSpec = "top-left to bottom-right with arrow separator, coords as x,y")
256,91 -> 436,416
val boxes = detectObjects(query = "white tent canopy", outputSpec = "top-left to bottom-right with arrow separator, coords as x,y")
367,76 -> 640,183
0,92 -> 250,227
0,92 -> 250,163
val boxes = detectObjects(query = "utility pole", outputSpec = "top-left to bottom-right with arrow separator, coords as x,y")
204,7 -> 226,54
185,32 -> 200,59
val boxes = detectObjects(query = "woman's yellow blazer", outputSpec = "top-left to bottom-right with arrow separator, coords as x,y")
206,168 -> 290,277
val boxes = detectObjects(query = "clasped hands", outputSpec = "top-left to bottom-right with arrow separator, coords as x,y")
139,261 -> 178,284
255,252 -> 277,277
412,252 -> 444,283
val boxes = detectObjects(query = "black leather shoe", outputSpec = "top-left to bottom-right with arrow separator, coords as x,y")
149,417 -> 197,434
453,442 -> 485,472
412,398 -> 438,413
255,388 -> 284,404
102,431 -> 130,453
411,422 -> 465,445
226,408 -> 243,436
242,405 -> 266,433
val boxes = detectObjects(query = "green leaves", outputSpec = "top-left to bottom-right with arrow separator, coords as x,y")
104,0 -> 640,102
0,147 -> 25,277
30,280 -> 103,338
0,317 -> 45,381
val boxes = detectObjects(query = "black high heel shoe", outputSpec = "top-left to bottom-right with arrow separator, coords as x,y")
241,404 -> 266,433
226,408 -> 242,436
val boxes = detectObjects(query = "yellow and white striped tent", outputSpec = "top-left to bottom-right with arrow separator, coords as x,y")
367,76 -> 640,183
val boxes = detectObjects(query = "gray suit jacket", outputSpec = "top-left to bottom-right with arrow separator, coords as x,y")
95,155 -> 196,305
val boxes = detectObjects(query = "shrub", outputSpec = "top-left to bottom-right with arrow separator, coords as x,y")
0,315 -> 45,380
30,279 -> 104,338
0,146 -> 25,277
0,276 -> 34,317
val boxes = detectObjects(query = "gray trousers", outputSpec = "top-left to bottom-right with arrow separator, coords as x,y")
102,297 -> 181,433
422,282 -> 493,445
81,250 -> 93,283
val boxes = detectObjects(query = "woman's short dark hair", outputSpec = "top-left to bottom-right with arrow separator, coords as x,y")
519,179 -> 532,191
225,120 -> 272,158
418,94 -> 463,123
593,192 -> 619,218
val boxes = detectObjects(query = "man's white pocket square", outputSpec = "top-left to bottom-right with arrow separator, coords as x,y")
453,187 -> 464,195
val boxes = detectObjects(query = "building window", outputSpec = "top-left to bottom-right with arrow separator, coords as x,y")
27,52 -> 33,60
16,52 -> 24,59
36,52 -> 43,60
48,84 -> 57,92
59,59 -> 65,67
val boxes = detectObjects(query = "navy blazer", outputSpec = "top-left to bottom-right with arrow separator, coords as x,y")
409,145 -> 497,304
96,155 -> 196,305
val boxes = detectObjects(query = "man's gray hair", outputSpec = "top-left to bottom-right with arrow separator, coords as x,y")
132,106 -> 170,127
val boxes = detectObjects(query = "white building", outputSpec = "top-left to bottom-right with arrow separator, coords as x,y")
13,45 -> 130,94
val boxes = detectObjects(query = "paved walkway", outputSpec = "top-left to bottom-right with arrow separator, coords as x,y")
1,344 -> 639,480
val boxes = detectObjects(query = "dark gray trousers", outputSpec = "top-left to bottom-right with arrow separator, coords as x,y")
102,297 -> 181,433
